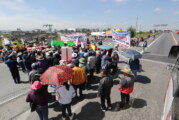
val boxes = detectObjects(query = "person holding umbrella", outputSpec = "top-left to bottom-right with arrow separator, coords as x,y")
26,81 -> 51,120
40,64 -> 75,119
128,58 -> 140,81
121,49 -> 142,80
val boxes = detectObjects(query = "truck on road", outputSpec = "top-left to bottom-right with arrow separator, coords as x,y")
162,46 -> 179,120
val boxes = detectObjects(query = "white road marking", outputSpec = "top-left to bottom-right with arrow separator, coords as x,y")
14,109 -> 30,120
141,58 -> 173,65
140,34 -> 164,54
0,89 -> 29,105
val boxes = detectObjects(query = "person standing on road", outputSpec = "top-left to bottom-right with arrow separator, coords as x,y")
87,52 -> 96,78
128,58 -> 140,81
5,54 -> 21,84
111,51 -> 119,74
56,82 -> 76,120
17,52 -> 26,73
95,50 -> 102,74
101,51 -> 107,69
117,68 -> 134,110
142,40 -> 147,52
29,63 -> 40,84
70,62 -> 87,98
98,69 -> 113,112
26,81 -> 51,120
136,38 -> 139,47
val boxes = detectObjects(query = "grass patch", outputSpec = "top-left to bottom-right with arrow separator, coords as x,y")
0,39 -> 2,46
135,32 -> 154,38
12,40 -> 23,47
56,36 -> 61,41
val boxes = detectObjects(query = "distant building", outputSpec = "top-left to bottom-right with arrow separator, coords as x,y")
91,32 -> 105,36
106,29 -> 122,37
67,28 -> 76,31
10,30 -> 57,43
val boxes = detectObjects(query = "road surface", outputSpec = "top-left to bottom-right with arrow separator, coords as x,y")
0,63 -> 30,105
143,32 -> 178,63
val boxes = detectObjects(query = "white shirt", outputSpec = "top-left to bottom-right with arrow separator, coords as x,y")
56,85 -> 76,104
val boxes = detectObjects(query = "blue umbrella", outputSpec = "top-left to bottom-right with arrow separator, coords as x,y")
98,45 -> 113,50
121,49 -> 142,60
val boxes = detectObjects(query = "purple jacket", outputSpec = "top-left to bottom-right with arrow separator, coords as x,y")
26,90 -> 51,106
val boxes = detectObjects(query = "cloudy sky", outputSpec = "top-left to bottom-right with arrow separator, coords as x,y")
0,0 -> 179,30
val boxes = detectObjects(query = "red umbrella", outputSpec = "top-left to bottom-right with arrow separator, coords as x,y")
40,65 -> 74,86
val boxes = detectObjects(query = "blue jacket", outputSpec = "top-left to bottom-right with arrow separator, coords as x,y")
5,59 -> 19,71
129,59 -> 140,70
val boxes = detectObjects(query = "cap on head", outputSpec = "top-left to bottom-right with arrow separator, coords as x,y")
31,81 -> 42,90
121,68 -> 132,75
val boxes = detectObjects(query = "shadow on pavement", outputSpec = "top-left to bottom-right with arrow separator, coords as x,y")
111,102 -> 130,112
88,76 -> 101,85
90,85 -> 99,91
113,80 -> 119,85
143,52 -> 150,54
72,96 -> 85,105
85,93 -> 97,99
48,101 -> 62,112
136,75 -> 151,84
111,98 -> 147,112
74,102 -> 105,120
132,98 -> 147,108
20,81 -> 29,84
50,114 -> 63,120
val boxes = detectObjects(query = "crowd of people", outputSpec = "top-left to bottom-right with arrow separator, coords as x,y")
1,41 -> 141,120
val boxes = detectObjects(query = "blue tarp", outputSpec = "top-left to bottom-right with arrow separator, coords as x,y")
98,45 -> 113,50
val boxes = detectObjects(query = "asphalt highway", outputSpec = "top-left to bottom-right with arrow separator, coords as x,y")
143,32 -> 178,63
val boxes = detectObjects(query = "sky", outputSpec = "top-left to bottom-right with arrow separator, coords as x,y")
0,0 -> 179,31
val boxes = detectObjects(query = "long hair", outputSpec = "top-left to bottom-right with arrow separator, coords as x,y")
63,82 -> 69,91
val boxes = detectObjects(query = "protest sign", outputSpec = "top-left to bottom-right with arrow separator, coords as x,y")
67,41 -> 75,46
112,30 -> 130,48
51,40 -> 64,47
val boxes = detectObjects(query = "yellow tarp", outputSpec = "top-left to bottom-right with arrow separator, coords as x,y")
105,29 -> 122,36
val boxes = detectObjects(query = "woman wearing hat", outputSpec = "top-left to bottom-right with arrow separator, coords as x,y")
117,68 -> 134,110
26,81 -> 51,120
36,56 -> 48,73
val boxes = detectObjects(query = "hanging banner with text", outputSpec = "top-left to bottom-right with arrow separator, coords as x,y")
61,34 -> 87,46
112,30 -> 130,48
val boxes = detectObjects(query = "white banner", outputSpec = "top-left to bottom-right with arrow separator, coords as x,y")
112,30 -> 130,48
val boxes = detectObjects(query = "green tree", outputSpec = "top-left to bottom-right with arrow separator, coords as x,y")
127,26 -> 136,38
149,30 -> 153,34
154,29 -> 158,33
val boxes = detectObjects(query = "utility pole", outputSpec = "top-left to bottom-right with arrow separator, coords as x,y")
43,24 -> 53,32
136,16 -> 138,38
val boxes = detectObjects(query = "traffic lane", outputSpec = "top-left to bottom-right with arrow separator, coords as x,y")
0,63 -> 30,103
145,33 -> 175,56
173,32 -> 179,42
